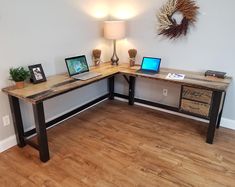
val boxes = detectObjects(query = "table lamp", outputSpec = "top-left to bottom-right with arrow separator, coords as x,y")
104,21 -> 126,65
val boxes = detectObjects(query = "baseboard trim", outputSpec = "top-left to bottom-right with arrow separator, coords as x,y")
114,96 -> 208,123
114,95 -> 235,130
221,118 -> 235,130
0,135 -> 17,153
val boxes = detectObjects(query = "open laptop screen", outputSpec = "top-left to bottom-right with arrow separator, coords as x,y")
141,57 -> 161,72
65,55 -> 89,76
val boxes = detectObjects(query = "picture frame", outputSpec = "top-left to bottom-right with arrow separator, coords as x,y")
28,64 -> 47,84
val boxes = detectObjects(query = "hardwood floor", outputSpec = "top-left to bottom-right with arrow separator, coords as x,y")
0,100 -> 235,187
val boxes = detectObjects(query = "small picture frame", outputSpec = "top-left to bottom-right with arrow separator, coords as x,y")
28,64 -> 47,84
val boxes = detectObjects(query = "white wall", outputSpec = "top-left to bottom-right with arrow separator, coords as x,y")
0,0 -> 110,141
113,0 -> 235,121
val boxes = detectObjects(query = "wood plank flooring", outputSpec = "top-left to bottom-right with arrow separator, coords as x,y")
0,100 -> 235,186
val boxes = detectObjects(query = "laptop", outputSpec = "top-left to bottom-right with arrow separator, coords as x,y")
65,55 -> 101,80
137,57 -> 161,75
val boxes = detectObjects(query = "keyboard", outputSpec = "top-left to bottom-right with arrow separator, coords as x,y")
136,69 -> 158,75
73,72 -> 102,80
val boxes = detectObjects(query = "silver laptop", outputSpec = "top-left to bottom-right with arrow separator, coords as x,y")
65,55 -> 101,80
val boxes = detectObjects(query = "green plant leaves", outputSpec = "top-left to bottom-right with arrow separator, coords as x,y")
9,67 -> 30,82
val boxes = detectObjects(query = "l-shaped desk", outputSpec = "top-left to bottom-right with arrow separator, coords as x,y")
2,63 -> 232,162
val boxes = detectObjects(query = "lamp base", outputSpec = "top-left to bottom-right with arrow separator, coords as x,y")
111,40 -> 119,66
111,54 -> 119,66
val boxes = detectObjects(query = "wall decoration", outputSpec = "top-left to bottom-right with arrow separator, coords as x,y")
92,49 -> 102,66
28,64 -> 47,84
128,49 -> 137,67
158,0 -> 199,39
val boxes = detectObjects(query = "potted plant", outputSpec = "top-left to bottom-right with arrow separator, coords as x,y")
9,67 -> 30,89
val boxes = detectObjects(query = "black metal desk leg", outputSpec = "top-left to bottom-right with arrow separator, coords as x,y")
217,92 -> 226,129
206,91 -> 223,144
108,76 -> 115,100
129,76 -> 136,105
8,96 -> 26,147
33,102 -> 50,162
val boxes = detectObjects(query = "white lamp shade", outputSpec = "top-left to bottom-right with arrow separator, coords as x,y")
104,21 -> 126,40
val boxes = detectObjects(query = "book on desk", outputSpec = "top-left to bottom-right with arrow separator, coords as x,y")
205,70 -> 226,79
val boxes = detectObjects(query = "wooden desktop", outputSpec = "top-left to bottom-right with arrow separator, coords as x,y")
2,62 -> 232,162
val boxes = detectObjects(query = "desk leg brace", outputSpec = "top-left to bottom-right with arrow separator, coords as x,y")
129,76 -> 136,105
33,102 -> 50,162
206,91 -> 223,144
8,96 -> 26,147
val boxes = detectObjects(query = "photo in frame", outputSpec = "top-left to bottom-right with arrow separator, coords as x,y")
28,64 -> 47,84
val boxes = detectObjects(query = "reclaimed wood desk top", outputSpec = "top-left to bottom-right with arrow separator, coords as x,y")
2,62 -> 232,104
121,65 -> 232,91
2,63 -> 120,104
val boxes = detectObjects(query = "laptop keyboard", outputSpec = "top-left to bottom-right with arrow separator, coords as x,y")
73,72 -> 101,80
136,69 -> 157,75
